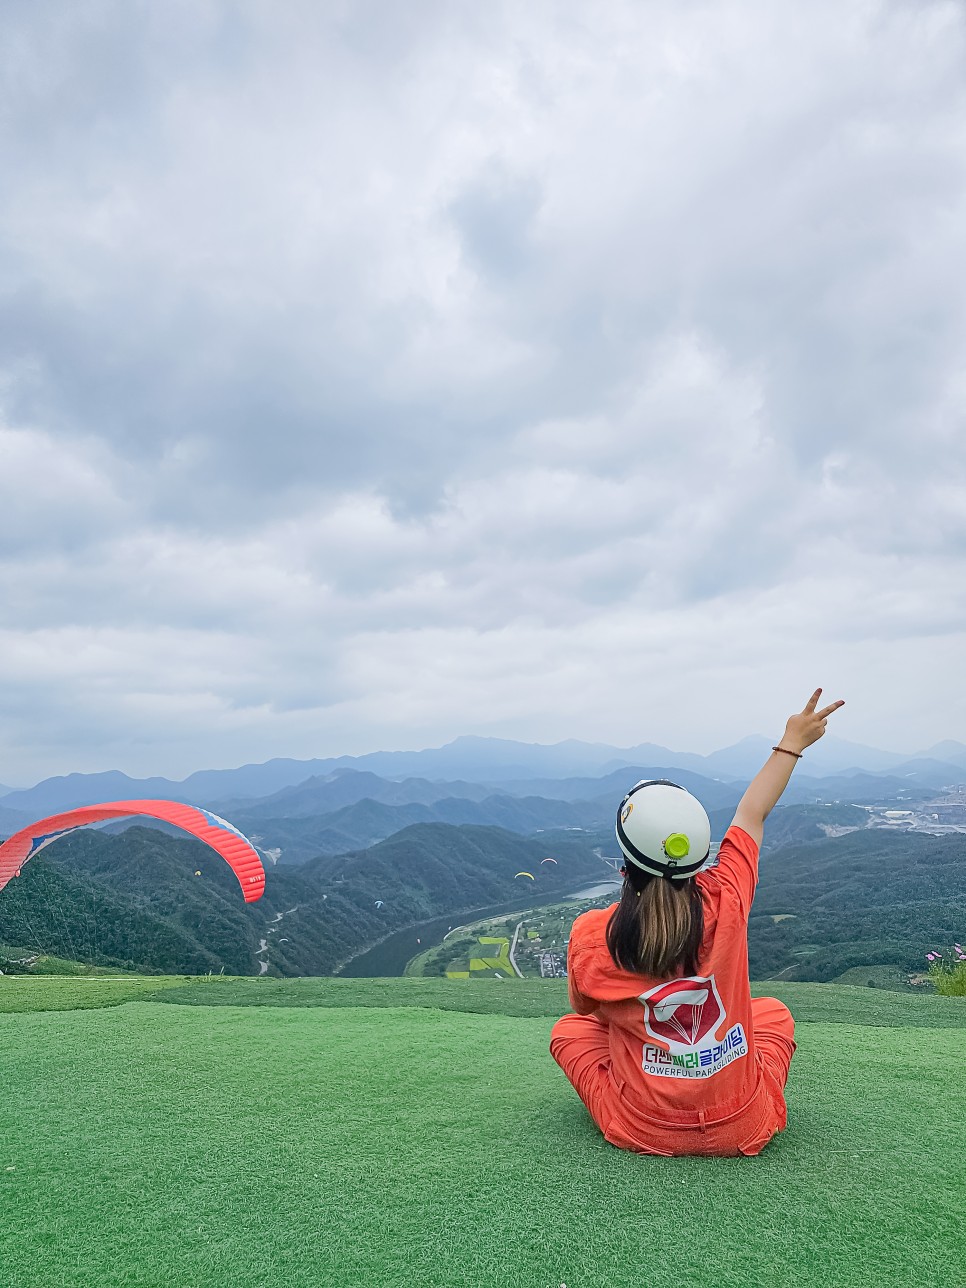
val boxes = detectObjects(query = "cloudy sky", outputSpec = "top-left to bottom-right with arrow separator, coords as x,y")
1,0 -> 965,784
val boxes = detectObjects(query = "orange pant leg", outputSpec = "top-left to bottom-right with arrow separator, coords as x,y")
750,995 -> 797,1088
551,999 -> 797,1157
549,1012 -> 613,1135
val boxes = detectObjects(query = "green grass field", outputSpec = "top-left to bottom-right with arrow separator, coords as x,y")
2,976 -> 964,1287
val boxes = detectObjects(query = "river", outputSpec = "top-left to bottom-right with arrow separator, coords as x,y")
566,880 -> 622,900
337,880 -> 622,978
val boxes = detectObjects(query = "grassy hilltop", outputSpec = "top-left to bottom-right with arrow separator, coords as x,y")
1,975 -> 964,1288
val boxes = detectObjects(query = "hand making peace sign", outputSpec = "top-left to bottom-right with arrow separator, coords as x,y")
780,688 -> 846,754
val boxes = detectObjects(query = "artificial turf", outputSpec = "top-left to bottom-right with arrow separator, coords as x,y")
1,980 -> 964,1287
5,972 -> 966,1027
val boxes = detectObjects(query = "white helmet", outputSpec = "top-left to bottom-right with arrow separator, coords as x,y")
615,779 -> 712,881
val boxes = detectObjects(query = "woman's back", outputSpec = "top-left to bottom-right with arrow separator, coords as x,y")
551,688 -> 843,1155
565,824 -> 761,1125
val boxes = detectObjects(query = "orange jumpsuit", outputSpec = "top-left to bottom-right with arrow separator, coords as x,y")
550,825 -> 796,1156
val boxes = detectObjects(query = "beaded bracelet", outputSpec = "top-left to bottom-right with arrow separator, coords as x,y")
772,745 -> 803,759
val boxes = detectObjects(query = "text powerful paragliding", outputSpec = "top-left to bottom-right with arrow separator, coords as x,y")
0,800 -> 266,902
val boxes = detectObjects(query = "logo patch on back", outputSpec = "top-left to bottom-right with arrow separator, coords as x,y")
638,974 -> 747,1079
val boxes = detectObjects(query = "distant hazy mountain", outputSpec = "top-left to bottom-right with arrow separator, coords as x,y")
234,764 -> 744,823
694,735 -> 909,779
915,741 -> 966,770
236,793 -> 620,863
225,770 -> 495,820
780,772 -> 939,805
0,783 -> 12,798
321,735 -> 643,781
220,765 -> 747,862
0,805 -> 30,837
238,804 -> 444,862
494,766 -> 744,810
870,758 -> 966,789
324,733 -> 928,780
230,762 -> 936,867
5,733 -> 962,819
17,756 -> 926,870
0,771 -> 191,816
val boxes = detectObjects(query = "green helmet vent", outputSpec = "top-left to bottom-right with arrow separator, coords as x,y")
663,833 -> 691,860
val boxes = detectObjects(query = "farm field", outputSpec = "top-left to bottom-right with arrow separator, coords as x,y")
401,894 -> 945,992
403,895 -> 613,980
1,976 -> 964,1288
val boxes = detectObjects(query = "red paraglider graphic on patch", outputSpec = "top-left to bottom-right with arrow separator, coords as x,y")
639,975 -> 725,1052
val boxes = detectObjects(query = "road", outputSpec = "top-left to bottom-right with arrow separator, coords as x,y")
254,905 -> 299,975
508,920 -> 525,978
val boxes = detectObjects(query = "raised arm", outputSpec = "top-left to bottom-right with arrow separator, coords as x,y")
731,688 -> 845,847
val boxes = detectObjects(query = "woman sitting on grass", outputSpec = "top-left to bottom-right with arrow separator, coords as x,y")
551,688 -> 844,1156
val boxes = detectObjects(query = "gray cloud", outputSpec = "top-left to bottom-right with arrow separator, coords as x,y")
1,0 -> 965,781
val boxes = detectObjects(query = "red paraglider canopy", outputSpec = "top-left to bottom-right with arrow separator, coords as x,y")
0,800 -> 265,902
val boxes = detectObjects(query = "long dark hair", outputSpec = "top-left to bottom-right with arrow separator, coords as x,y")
605,861 -> 705,978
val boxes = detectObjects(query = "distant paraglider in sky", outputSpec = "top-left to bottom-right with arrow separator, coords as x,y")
540,857 -> 557,866
514,871 -> 535,881
374,900 -> 385,908
0,800 -> 265,903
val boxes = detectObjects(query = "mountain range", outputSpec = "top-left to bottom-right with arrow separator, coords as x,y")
2,734 -> 965,821
2,742 -> 964,871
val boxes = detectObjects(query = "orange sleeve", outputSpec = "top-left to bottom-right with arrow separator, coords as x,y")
565,907 -> 636,1010
567,958 -> 599,1015
710,825 -> 760,920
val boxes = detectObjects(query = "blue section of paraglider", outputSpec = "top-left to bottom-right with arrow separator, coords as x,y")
27,826 -> 81,858
197,808 -> 246,838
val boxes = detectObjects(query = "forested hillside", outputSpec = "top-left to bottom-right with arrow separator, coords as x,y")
0,823 -> 604,976
751,830 -> 966,980
2,818 -> 963,983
